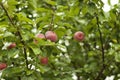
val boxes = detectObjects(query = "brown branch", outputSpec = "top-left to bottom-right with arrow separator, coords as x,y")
18,76 -> 21,80
94,13 -> 105,80
0,3 -> 15,27
96,14 -> 105,66
71,61 -> 81,80
0,2 -> 29,69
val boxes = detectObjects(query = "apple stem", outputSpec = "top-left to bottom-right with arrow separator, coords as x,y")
0,2 -> 29,70
94,13 -> 105,80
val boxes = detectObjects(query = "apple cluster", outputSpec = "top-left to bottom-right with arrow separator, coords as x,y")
35,31 -> 84,65
6,31 -> 84,66
35,31 -> 84,43
34,31 -> 58,43
4,31 -> 84,66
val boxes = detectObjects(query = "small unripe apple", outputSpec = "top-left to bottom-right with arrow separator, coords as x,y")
40,57 -> 48,65
74,31 -> 84,41
0,63 -> 7,70
45,31 -> 57,42
7,43 -> 16,49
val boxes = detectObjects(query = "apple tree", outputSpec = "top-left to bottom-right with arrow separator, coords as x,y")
0,0 -> 120,80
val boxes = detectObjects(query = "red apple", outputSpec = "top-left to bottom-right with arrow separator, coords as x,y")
0,63 -> 7,70
36,33 -> 45,39
40,57 -> 48,65
74,31 -> 84,41
34,33 -> 45,43
7,43 -> 16,49
45,31 -> 57,42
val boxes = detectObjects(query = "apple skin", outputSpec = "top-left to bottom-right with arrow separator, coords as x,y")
36,33 -> 45,39
7,43 -> 16,49
74,31 -> 84,41
0,63 -> 7,70
34,33 -> 45,43
45,31 -> 57,42
40,57 -> 48,65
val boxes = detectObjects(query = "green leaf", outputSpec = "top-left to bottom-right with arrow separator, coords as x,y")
108,0 -> 111,5
37,39 -> 55,46
7,0 -> 18,6
7,0 -> 18,16
33,71 -> 43,79
63,23 -> 74,29
29,0 -> 37,9
4,32 -> 14,37
22,76 -> 35,80
44,0 -> 56,6
115,53 -> 120,62
2,67 -> 24,77
36,8 -> 50,12
56,44 -> 67,52
26,70 -> 34,76
36,17 -> 49,24
110,11 -> 116,21
4,49 -> 19,58
30,46 -> 42,55
91,18 -> 97,25
22,30 -> 33,41
69,1 -> 80,16
16,13 -> 33,24
55,27 -> 66,38
37,65 -> 50,73
82,6 -> 88,15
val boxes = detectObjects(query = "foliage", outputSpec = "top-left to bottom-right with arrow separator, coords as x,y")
0,0 -> 120,80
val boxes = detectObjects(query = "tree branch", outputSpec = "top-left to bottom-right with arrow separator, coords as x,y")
49,7 -> 55,31
71,61 -> 81,80
0,2 -> 15,27
18,76 -> 21,80
96,14 -> 105,66
0,2 -> 29,69
95,13 -> 105,80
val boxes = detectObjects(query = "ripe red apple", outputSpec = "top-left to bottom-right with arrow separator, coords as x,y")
34,33 -> 45,43
40,57 -> 48,65
74,31 -> 84,41
0,63 -> 7,70
45,31 -> 57,42
7,43 -> 16,49
36,33 -> 45,39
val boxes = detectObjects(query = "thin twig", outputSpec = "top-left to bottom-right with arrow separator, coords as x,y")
71,61 -> 81,80
0,3 -> 15,27
0,2 -> 29,69
49,6 -> 55,31
94,13 -> 105,80
18,76 -> 21,80
96,14 -> 105,66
